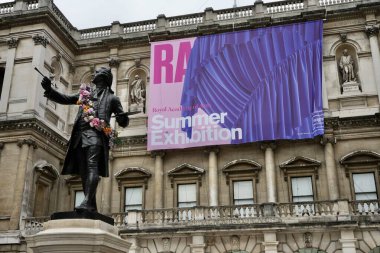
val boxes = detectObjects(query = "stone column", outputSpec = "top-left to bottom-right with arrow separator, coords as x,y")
190,235 -> 206,253
152,151 -> 165,209
205,147 -> 219,206
9,139 -> 37,230
0,37 -> 18,118
322,62 -> 329,110
25,34 -> 49,116
262,232 -> 279,253
261,143 -> 277,203
365,24 -> 380,103
321,136 -> 339,200
339,230 -> 357,253
109,57 -> 120,128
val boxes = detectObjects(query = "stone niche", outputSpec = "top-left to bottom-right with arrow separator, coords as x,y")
335,44 -> 361,95
128,69 -> 147,114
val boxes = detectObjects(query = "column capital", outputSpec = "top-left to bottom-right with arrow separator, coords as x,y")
320,135 -> 336,145
7,37 -> 19,49
204,146 -> 219,154
17,139 -> 37,149
365,24 -> 380,38
108,57 -> 120,68
260,141 -> 276,151
32,34 -> 50,47
150,150 -> 165,158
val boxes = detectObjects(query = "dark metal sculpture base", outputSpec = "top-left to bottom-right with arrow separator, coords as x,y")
51,210 -> 114,225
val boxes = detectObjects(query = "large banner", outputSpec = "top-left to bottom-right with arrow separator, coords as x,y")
148,20 -> 324,151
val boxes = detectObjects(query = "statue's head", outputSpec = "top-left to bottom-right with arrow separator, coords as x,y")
135,74 -> 140,79
92,67 -> 114,93
343,49 -> 348,55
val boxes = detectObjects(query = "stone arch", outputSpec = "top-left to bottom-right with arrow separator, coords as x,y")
334,42 -> 361,93
125,64 -> 149,113
295,248 -> 327,253
369,246 -> 380,253
80,71 -> 93,84
329,39 -> 363,56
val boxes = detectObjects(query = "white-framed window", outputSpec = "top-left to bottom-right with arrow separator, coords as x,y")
233,180 -> 254,205
177,184 -> 197,208
74,190 -> 85,207
124,186 -> 143,211
291,176 -> 314,202
353,173 -> 378,200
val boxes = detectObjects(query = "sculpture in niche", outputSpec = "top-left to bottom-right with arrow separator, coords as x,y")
339,49 -> 356,84
337,47 -> 361,94
129,73 -> 146,113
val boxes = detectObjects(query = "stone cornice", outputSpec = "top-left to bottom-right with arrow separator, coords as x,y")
0,118 -> 67,151
324,114 -> 380,131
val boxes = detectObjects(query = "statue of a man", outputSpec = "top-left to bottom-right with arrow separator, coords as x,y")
130,74 -> 145,104
41,67 -> 129,212
339,49 -> 356,83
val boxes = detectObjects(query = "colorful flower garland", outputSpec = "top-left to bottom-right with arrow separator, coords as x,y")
77,83 -> 120,148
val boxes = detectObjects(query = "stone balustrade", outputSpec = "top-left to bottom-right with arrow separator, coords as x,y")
22,199 -> 380,234
0,0 -> 366,42
0,2 -> 13,14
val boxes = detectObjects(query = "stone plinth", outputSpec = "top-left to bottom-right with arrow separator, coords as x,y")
26,219 -> 131,253
342,81 -> 361,94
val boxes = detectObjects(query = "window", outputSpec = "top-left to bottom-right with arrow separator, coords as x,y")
124,187 -> 143,211
233,181 -> 254,205
222,159 -> 262,205
74,190 -> 85,207
115,167 -> 151,212
178,184 -> 197,208
353,173 -> 378,200
291,177 -> 314,202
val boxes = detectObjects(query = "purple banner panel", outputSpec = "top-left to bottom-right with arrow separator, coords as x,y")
148,21 -> 324,151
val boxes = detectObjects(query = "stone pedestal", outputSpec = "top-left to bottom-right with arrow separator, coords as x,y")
342,81 -> 361,94
26,219 -> 131,253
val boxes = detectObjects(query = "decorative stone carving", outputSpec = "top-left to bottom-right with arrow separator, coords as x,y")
7,37 -> 19,49
108,57 -> 120,68
260,141 -> 276,151
304,232 -> 312,248
17,139 -> 37,149
162,238 -> 171,252
365,24 -> 380,38
231,235 -> 240,251
69,64 -> 76,74
134,58 -> 141,68
32,34 -> 49,47
150,150 -> 165,158
168,163 -> 205,188
114,167 -> 152,190
340,33 -> 347,43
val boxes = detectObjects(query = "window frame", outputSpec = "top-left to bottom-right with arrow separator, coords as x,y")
290,176 -> 315,203
115,167 -> 151,212
222,159 -> 262,206
340,150 -> 380,201
176,183 -> 198,208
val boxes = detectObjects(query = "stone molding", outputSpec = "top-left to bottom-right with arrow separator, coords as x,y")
7,37 -> 19,49
365,24 -> 380,38
32,34 -> 50,47
324,114 -> 380,130
0,118 -> 67,150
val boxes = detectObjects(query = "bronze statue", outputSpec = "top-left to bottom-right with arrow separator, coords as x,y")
41,67 -> 129,212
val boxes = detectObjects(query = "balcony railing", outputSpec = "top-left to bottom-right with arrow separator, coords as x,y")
23,199 -> 380,234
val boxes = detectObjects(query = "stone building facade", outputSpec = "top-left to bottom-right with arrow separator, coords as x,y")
0,0 -> 380,252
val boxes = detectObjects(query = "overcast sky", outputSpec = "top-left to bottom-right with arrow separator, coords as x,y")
2,0 -> 263,29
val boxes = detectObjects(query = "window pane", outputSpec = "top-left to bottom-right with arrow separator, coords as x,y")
291,177 -> 313,197
75,191 -> 85,207
125,187 -> 143,205
293,196 -> 314,202
234,199 -> 254,205
233,181 -> 253,199
178,184 -> 196,202
178,202 -> 197,208
353,173 -> 377,193
355,193 -> 378,201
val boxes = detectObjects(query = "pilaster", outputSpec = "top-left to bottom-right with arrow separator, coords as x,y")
262,232 -> 279,253
0,37 -> 19,118
190,235 -> 206,253
365,23 -> 380,104
340,230 -> 357,253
